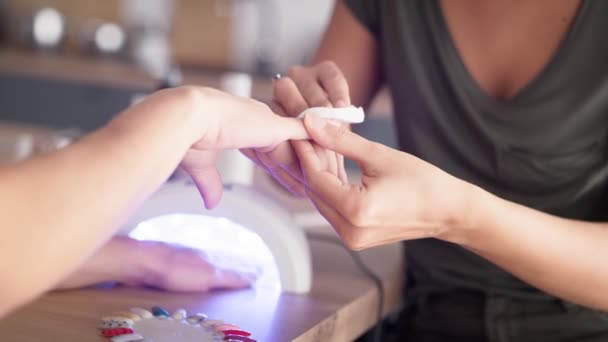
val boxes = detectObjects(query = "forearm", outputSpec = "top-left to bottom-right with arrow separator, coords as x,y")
0,87 -> 205,315
449,186 -> 608,310
312,0 -> 382,108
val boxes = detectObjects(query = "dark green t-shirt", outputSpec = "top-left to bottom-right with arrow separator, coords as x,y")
346,0 -> 608,297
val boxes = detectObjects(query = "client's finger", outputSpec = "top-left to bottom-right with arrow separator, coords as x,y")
186,164 -> 223,209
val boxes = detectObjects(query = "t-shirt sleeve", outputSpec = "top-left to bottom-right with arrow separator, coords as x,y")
344,0 -> 380,35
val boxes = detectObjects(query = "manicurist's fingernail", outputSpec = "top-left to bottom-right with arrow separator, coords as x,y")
335,100 -> 348,107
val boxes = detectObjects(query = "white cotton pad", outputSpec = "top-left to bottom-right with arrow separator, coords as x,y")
297,106 -> 365,124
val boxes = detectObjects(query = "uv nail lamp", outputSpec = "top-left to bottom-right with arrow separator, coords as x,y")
123,163 -> 312,294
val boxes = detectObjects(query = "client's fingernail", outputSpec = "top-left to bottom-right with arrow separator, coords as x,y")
306,114 -> 340,132
306,113 -> 326,131
272,73 -> 282,81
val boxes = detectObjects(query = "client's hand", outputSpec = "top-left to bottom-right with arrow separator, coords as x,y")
56,236 -> 254,291
175,87 -> 310,208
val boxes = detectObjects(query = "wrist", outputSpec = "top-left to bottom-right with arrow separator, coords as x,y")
103,86 -> 212,151
439,180 -> 494,247
170,86 -> 215,147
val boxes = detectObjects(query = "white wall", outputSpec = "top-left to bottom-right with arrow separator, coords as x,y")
230,0 -> 335,73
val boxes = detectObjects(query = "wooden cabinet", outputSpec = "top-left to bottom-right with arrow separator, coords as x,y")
4,0 -> 233,68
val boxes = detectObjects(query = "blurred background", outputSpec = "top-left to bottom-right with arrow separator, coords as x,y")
0,0 -> 395,159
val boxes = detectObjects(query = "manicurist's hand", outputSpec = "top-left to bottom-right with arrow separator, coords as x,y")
294,115 -> 476,250
241,62 -> 350,197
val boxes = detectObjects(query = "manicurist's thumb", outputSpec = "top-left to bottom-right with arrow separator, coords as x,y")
303,114 -> 383,172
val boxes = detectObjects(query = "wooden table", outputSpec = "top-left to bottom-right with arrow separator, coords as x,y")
0,236 -> 404,342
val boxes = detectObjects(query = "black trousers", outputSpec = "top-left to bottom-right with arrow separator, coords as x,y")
378,289 -> 608,342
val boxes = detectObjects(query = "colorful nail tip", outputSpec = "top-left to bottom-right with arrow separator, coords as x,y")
111,311 -> 141,321
171,308 -> 187,320
213,324 -> 241,332
223,336 -> 257,342
151,306 -> 170,317
102,328 -> 135,337
99,305 -> 255,341
222,329 -> 251,336
129,307 -> 153,319
202,319 -> 224,328
186,313 -> 208,324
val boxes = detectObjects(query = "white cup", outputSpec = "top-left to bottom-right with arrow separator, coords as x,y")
220,72 -> 253,98
217,72 -> 255,186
